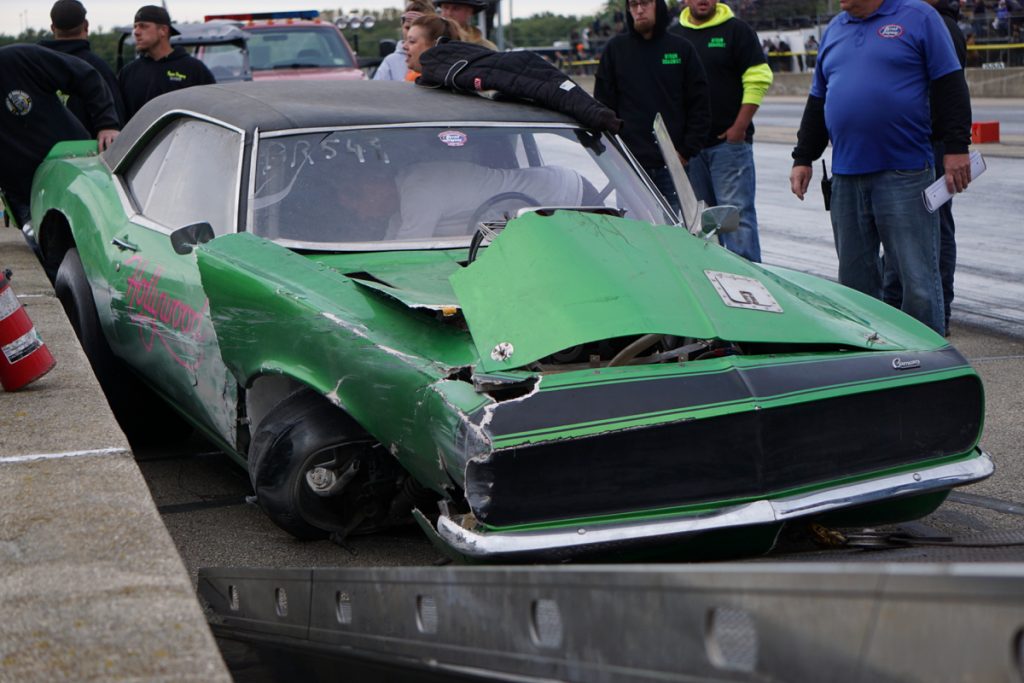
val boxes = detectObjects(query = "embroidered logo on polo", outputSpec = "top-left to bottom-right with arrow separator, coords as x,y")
662,52 -> 682,65
166,70 -> 187,82
708,37 -> 727,48
878,24 -> 904,38
5,90 -> 32,116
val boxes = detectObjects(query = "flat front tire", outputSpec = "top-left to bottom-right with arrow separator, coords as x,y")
248,390 -> 381,540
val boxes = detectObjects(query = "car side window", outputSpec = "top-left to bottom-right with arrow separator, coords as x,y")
123,118 -> 242,235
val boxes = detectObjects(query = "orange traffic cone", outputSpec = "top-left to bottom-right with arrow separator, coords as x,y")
0,268 -> 56,391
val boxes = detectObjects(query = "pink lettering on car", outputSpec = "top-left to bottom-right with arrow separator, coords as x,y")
125,255 -> 208,369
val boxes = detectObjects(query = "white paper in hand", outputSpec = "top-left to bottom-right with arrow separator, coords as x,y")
922,150 -> 986,213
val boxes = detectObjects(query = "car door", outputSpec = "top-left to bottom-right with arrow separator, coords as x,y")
107,115 -> 244,450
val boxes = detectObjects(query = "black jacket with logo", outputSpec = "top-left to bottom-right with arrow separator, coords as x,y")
670,11 -> 767,145
594,0 -> 710,167
0,44 -> 118,213
119,47 -> 215,120
39,38 -> 126,133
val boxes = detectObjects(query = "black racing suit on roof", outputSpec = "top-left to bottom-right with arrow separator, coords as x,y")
593,0 -> 710,169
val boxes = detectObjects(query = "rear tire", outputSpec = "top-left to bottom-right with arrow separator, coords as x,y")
249,390 -> 393,540
53,248 -> 192,446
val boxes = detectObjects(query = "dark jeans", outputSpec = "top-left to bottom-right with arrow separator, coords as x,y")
685,141 -> 762,262
883,142 -> 956,329
831,167 -> 945,336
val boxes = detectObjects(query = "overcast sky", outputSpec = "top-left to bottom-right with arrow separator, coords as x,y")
3,0 -> 607,33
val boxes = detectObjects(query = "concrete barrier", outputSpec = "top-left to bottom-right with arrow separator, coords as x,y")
0,226 -> 230,681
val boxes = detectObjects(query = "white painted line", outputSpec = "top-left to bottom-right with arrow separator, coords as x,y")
0,447 -> 130,465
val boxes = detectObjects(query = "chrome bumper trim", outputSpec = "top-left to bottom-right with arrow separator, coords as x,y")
435,450 -> 994,559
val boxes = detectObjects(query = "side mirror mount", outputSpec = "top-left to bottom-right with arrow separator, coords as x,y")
170,222 -> 215,255
700,205 -> 740,239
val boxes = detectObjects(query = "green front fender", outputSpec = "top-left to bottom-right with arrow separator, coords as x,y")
196,233 -> 486,490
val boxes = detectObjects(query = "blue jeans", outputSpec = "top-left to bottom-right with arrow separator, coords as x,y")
685,141 -> 761,262
646,165 -> 681,217
883,142 -> 956,329
831,168 -> 945,335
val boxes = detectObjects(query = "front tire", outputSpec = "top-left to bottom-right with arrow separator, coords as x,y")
248,390 -> 395,540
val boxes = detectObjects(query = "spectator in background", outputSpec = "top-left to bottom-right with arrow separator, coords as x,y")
777,36 -> 791,71
0,44 -> 118,252
405,14 -> 462,81
805,34 -> 819,69
119,5 -> 215,119
595,0 -> 710,214
374,0 -> 436,81
994,0 -> 1010,36
672,0 -> 773,261
613,9 -> 626,32
39,0 -> 125,131
973,0 -> 988,36
789,0 -> 972,336
435,0 -> 497,50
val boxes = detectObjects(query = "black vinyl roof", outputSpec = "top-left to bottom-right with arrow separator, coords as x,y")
105,80 -> 578,169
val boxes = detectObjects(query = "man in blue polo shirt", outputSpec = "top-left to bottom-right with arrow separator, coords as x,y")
788,0 -> 972,336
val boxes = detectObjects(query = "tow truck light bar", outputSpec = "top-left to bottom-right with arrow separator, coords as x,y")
204,10 -> 320,22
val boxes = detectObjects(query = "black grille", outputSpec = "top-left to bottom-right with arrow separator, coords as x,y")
466,376 -> 984,527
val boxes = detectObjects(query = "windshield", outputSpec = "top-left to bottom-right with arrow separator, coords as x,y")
247,26 -> 354,70
250,125 -> 675,250
194,43 -> 248,81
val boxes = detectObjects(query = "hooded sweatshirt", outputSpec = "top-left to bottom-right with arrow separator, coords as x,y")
0,44 -> 118,213
594,0 -> 710,167
38,38 -> 125,133
671,3 -> 773,146
119,46 -> 215,120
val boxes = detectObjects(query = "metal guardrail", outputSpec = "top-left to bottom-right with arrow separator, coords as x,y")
199,562 -> 1024,682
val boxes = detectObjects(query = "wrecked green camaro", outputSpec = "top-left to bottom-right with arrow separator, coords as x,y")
30,81 -> 991,561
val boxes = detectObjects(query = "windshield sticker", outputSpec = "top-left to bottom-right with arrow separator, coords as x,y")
705,270 -> 783,313
438,130 -> 468,147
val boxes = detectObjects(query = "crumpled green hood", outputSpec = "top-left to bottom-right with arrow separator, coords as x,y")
450,211 -> 943,373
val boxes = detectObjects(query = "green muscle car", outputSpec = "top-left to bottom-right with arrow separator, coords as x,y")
30,81 -> 991,561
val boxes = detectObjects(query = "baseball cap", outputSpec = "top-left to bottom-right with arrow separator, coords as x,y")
434,0 -> 487,10
134,4 -> 180,35
50,0 -> 87,30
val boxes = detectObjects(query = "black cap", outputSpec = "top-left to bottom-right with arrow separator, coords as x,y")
435,0 -> 487,11
134,4 -> 180,35
51,0 -> 87,30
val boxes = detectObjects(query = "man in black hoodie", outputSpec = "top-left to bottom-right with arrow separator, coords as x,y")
594,0 -> 710,214
0,44 -> 119,247
119,5 -> 215,120
39,0 -> 126,132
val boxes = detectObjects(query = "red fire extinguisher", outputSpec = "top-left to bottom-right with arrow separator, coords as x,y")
0,268 -> 56,391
